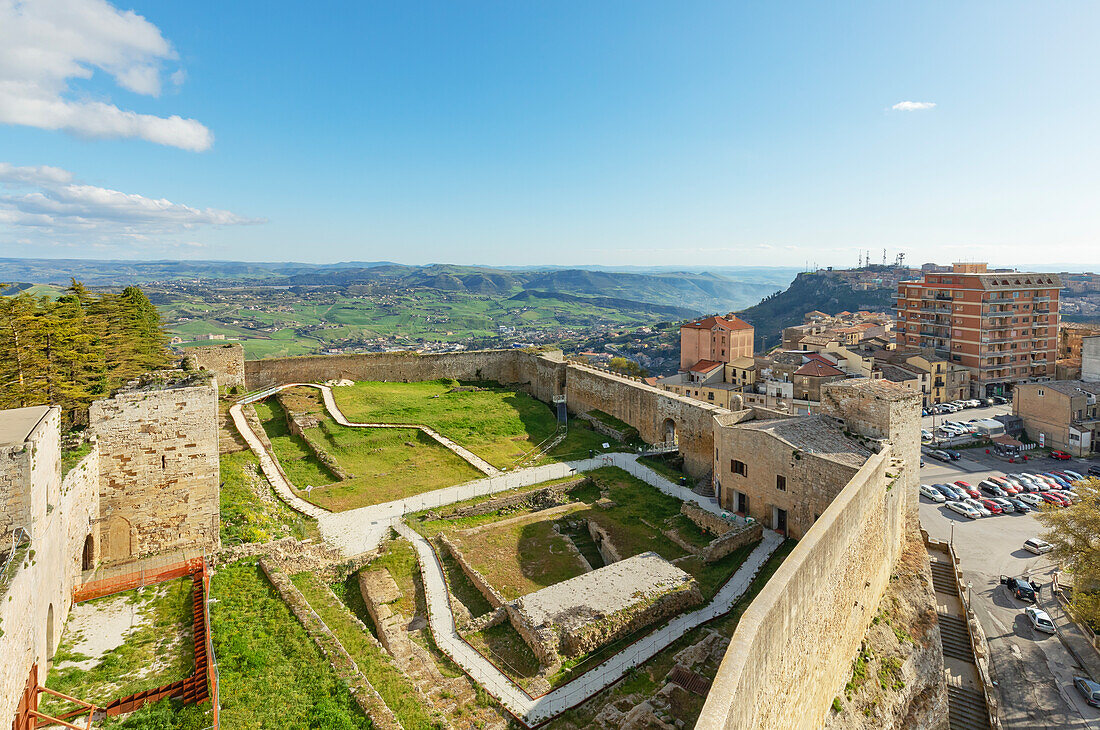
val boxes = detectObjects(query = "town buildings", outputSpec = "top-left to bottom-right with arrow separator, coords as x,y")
782,310 -> 893,351
678,314 -> 754,371
896,263 -> 1061,398
1013,380 -> 1100,456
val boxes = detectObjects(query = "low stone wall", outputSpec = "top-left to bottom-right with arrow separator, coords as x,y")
701,522 -> 764,564
681,502 -> 739,537
437,533 -> 506,609
217,536 -> 373,580
578,412 -> 633,442
259,558 -> 404,730
277,392 -> 350,481
587,519 -> 622,564
357,568 -> 409,657
436,477 -> 586,519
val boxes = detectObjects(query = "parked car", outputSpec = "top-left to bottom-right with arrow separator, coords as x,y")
955,481 -> 981,499
945,450 -> 962,460
1073,676 -> 1100,707
1059,469 -> 1084,481
1043,472 -> 1072,488
979,481 -> 1007,497
1041,491 -> 1069,507
1017,492 -> 1044,507
964,399 -> 981,408
1008,498 -> 1032,514
964,498 -> 992,517
1026,606 -> 1057,634
991,497 -> 1015,513
992,395 -> 1010,405
920,485 -> 946,503
1023,538 -> 1053,555
928,449 -> 953,462
1000,575 -> 1038,602
1050,450 -> 1073,460
1089,464 -> 1100,477
980,498 -> 1003,515
947,500 -> 981,519
1060,490 -> 1080,503
921,429 -> 933,441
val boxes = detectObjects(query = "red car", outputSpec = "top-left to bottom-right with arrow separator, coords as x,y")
954,481 -> 980,499
1041,491 -> 1069,507
1050,450 -> 1072,460
980,498 -> 1003,514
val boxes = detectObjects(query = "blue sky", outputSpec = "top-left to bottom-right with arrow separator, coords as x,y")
1,1 -> 1098,268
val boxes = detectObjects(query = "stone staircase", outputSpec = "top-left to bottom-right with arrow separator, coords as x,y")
930,560 -> 992,730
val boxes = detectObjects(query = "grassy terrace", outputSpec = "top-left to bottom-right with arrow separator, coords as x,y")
210,559 -> 370,729
256,387 -> 487,511
332,379 -> 617,469
252,397 -> 336,489
219,450 -> 318,544
43,578 -> 201,724
291,572 -> 441,730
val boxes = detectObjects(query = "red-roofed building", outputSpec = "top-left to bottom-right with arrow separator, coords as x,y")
679,313 -> 754,371
792,359 -> 846,401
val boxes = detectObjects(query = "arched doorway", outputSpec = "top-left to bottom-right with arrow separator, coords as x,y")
662,418 -> 677,445
81,534 -> 94,571
105,516 -> 132,562
45,604 -> 55,666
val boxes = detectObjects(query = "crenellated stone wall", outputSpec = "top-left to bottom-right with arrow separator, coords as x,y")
90,372 -> 220,564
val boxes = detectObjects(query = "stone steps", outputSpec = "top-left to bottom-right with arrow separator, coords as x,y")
946,685 -> 992,730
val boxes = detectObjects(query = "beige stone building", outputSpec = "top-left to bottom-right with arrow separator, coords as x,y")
1013,380 -> 1100,456
713,378 -> 920,539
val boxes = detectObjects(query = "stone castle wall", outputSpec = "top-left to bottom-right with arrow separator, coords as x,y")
90,376 -> 220,564
698,445 -> 909,730
245,349 -> 722,479
0,410 -> 99,724
185,342 -> 246,389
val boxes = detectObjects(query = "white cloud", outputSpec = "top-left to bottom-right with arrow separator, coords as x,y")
0,162 -> 263,243
0,0 -> 212,150
891,101 -> 937,112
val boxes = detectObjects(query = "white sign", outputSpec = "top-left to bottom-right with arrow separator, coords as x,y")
1039,433 -> 1045,448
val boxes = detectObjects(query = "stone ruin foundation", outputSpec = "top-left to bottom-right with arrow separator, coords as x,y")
505,552 -> 703,669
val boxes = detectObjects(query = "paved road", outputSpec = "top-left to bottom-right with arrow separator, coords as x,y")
919,454 -> 1100,729
922,403 -> 1012,433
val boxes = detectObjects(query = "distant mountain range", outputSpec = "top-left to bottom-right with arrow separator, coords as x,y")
0,258 -> 800,314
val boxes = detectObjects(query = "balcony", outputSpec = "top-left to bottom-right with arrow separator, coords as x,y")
1034,296 -> 1051,302
985,296 -> 1014,303
934,294 -> 953,301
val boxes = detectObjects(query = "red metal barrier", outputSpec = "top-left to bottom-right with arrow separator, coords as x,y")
73,557 -> 205,603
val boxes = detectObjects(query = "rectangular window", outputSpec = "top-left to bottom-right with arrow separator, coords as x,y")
776,475 -> 787,492
732,459 -> 747,476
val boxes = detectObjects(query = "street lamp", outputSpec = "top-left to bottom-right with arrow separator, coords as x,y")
967,581 -> 973,607
950,521 -> 955,549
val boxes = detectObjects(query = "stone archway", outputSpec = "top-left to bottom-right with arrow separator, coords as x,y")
105,515 -> 132,562
662,418 -> 677,445
81,534 -> 95,571
45,604 -> 55,666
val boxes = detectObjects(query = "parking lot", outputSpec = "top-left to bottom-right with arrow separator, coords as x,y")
920,450 -> 1100,729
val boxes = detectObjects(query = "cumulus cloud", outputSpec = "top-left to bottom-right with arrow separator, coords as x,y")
0,162 -> 263,243
0,0 -> 212,150
891,101 -> 937,111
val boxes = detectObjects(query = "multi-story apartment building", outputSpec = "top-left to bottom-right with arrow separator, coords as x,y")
678,314 -> 754,370
896,263 -> 1061,398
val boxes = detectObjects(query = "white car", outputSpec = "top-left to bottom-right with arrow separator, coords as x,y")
920,485 -> 947,503
1018,492 -> 1044,507
1024,538 -> 1054,555
963,498 -> 991,517
965,399 -> 981,408
991,497 -> 1015,513
947,500 -> 981,519
921,429 -> 933,441
1026,606 -> 1057,635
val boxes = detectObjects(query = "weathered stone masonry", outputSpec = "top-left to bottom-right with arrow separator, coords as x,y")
90,373 -> 220,563
185,342 -> 246,389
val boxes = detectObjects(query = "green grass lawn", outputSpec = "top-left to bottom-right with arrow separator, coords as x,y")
252,398 -> 337,489
210,559 -> 370,730
448,510 -> 590,600
465,622 -> 542,687
304,424 -> 483,511
45,578 -> 195,713
220,451 -> 319,544
291,572 -> 442,730
263,386 -> 484,511
332,379 -> 619,469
